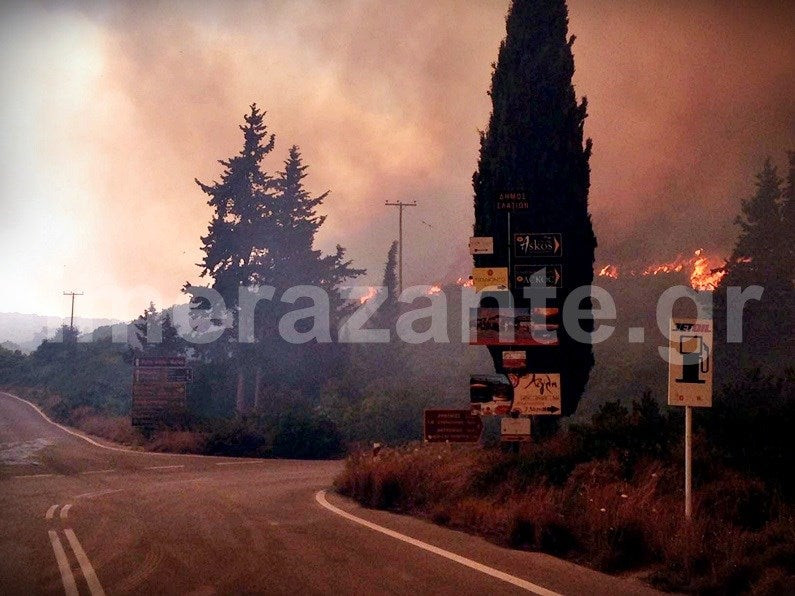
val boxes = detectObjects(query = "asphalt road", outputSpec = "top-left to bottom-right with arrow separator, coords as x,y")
0,391 -> 661,596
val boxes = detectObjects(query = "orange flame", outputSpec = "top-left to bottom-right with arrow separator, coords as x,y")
358,286 -> 378,304
598,249 -> 727,291
427,284 -> 443,295
598,265 -> 619,279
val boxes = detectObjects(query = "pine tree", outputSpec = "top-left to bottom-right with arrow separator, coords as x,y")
191,109 -> 364,413
781,152 -> 795,279
715,156 -> 793,378
250,145 -> 364,408
191,104 -> 276,412
132,303 -> 183,357
729,159 -> 782,279
270,145 -> 364,308
194,104 -> 276,304
472,0 -> 596,417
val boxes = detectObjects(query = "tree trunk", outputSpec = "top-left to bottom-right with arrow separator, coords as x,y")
253,367 -> 263,411
236,368 -> 246,414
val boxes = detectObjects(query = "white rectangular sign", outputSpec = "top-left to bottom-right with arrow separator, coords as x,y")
469,237 -> 494,255
667,318 -> 713,408
511,373 -> 561,415
501,417 -> 531,442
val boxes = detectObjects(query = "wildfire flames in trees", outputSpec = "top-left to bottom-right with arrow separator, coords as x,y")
356,251 -> 739,303
597,249 -> 738,291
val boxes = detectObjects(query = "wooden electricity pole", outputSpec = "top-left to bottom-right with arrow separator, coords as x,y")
384,200 -> 417,294
63,291 -> 84,330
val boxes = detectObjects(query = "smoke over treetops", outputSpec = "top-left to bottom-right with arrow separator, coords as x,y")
0,0 -> 792,318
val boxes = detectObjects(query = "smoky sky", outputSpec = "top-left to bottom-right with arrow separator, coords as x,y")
0,0 -> 792,318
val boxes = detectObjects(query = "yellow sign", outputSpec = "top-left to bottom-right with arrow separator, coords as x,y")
668,319 -> 713,408
472,267 -> 508,291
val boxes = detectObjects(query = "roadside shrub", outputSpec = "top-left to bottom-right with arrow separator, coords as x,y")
203,417 -> 270,457
271,413 -> 344,459
149,430 -> 206,454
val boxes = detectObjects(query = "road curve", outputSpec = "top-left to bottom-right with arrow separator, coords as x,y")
0,391 -> 660,595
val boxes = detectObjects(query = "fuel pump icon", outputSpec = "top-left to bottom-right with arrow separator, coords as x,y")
676,335 -> 710,384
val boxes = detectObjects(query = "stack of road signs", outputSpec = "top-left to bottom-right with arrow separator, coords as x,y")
131,356 -> 191,427
467,224 -> 566,441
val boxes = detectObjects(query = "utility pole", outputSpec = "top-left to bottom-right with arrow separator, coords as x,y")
63,291 -> 84,331
384,200 -> 417,294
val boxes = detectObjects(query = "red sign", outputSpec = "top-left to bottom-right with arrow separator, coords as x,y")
424,409 -> 483,442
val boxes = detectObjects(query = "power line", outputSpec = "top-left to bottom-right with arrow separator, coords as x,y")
384,200 -> 417,294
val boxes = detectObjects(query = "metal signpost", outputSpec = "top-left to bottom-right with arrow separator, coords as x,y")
424,410 -> 484,443
667,318 -> 714,519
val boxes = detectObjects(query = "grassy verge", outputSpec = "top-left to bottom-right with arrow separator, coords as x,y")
335,403 -> 794,594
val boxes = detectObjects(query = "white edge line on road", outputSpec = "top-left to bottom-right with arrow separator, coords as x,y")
74,489 -> 124,500
48,530 -> 79,596
145,464 -> 184,470
60,503 -> 72,520
1,392 -> 253,462
216,460 -> 265,466
46,504 -> 59,519
315,490 -> 562,596
80,469 -> 116,475
64,528 -> 106,596
2,392 -> 133,453
12,473 -> 57,479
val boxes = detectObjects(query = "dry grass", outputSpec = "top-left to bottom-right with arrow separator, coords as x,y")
7,386 -> 206,454
336,443 -> 795,594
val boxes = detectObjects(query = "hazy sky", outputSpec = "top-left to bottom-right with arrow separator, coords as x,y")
1,0 -> 792,320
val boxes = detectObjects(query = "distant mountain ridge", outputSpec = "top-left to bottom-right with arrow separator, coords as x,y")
0,312 -> 120,352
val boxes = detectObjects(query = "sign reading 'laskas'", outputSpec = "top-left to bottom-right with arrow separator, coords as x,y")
513,233 -> 562,258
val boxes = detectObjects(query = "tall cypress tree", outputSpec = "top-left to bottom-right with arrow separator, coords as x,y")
472,0 -> 596,417
382,240 -> 399,313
